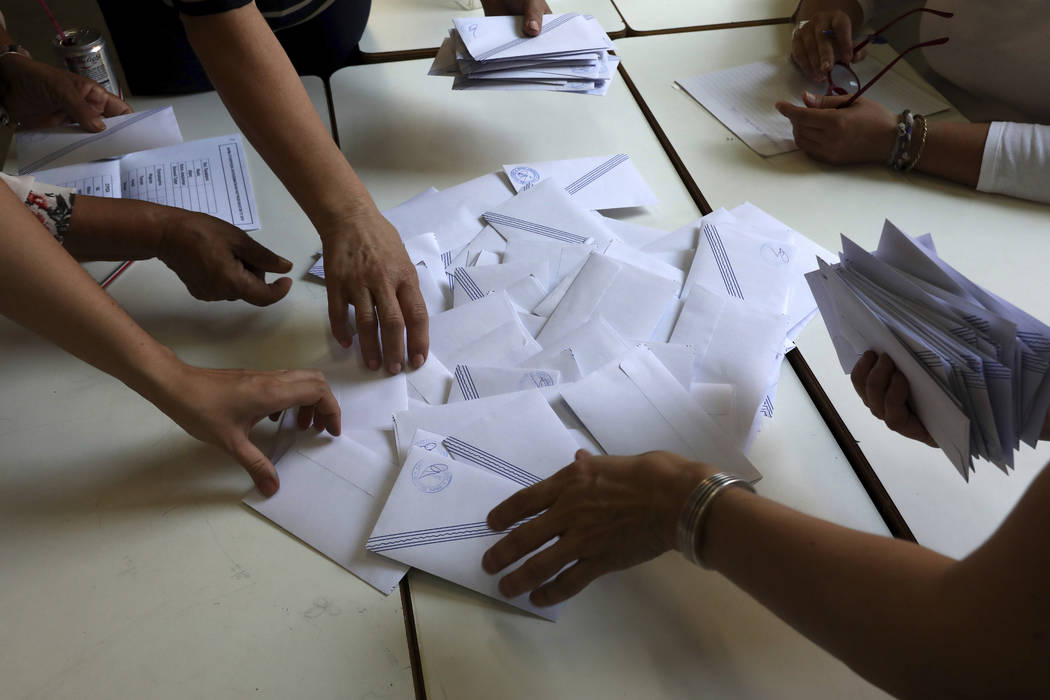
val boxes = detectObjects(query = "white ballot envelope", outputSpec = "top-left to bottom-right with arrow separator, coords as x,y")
448,364 -> 562,402
244,431 -> 407,594
484,178 -> 616,250
366,447 -> 564,620
312,342 -> 408,430
502,153 -> 658,211
453,13 -> 607,63
561,347 -> 762,482
17,106 -> 183,173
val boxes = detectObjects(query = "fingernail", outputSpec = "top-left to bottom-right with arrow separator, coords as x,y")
820,61 -> 830,72
260,476 -> 279,497
389,362 -> 402,375
367,359 -> 380,370
803,90 -> 816,102
340,339 -> 351,348
527,20 -> 540,33
412,354 -> 425,369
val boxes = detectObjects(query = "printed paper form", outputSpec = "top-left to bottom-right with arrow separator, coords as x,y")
677,55 -> 951,157
32,134 -> 260,230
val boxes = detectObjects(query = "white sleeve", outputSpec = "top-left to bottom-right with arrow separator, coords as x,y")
0,172 -> 36,202
976,122 -> 1050,205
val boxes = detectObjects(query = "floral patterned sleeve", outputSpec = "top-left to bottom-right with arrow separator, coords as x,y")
0,172 -> 77,242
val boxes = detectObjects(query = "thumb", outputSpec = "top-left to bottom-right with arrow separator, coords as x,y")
574,448 -> 593,460
803,90 -> 854,109
234,269 -> 293,306
237,235 -> 294,274
523,0 -> 546,36
63,82 -> 106,132
232,434 -> 280,496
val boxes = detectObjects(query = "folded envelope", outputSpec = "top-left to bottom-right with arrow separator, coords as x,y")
451,262 -> 533,307
366,447 -> 564,620
523,314 -> 630,377
244,431 -> 407,594
560,347 -> 762,482
17,106 -> 183,174
311,343 -> 408,430
538,251 -> 678,345
448,365 -> 562,402
453,13 -> 607,63
502,154 -> 658,211
393,392 -> 522,461
428,291 -> 529,366
484,178 -> 616,251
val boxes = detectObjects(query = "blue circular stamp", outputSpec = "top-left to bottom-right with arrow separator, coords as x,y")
509,166 -> 541,189
517,370 -> 555,389
411,459 -> 452,494
413,438 -> 450,458
760,242 -> 791,265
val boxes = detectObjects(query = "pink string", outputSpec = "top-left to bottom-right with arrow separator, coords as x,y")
35,0 -> 67,43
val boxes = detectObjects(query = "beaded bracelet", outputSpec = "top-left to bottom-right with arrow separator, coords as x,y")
888,109 -> 915,170
676,472 -> 755,568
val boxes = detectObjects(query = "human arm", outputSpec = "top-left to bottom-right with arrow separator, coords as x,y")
0,24 -> 131,131
775,92 -> 991,187
178,3 -> 428,373
65,196 -> 293,305
0,181 -> 340,496
483,448 -> 1050,699
791,0 -> 865,81
481,0 -> 552,37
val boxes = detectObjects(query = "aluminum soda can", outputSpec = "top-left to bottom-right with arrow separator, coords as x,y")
52,27 -> 123,99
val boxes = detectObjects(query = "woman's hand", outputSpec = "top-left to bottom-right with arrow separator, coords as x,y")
321,210 -> 429,375
851,351 -> 936,447
153,364 -> 341,496
775,92 -> 897,165
482,450 -> 715,607
791,9 -> 864,83
0,53 -> 131,131
158,210 -> 294,306
481,0 -> 552,36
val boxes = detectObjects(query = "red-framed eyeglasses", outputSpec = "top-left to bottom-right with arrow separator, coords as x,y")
827,7 -> 953,109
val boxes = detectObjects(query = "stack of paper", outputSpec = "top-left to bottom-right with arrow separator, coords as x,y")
429,13 -> 618,95
246,155 -> 836,617
807,221 -> 1050,479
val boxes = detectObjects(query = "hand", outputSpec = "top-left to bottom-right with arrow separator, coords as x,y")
851,351 -> 937,447
482,450 -> 715,607
0,54 -> 131,131
321,210 -> 429,375
775,92 -> 897,165
481,0 -> 552,37
791,10 -> 865,82
154,363 -> 341,496
158,210 -> 293,306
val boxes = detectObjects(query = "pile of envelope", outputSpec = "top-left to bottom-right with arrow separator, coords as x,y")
252,153 -> 832,618
808,222 -> 1050,480
428,13 -> 618,95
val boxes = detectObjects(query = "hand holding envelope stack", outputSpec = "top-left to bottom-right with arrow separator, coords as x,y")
808,221 -> 1050,479
248,152 -> 836,619
429,13 -> 619,95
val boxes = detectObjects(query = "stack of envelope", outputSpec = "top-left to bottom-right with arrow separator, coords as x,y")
248,154 -> 835,618
807,221 -> 1050,479
429,13 -> 618,95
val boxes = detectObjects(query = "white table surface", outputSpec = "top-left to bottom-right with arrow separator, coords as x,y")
331,58 -> 890,699
359,0 -> 625,57
614,28 -> 1050,560
0,78 -> 414,700
612,0 -> 795,33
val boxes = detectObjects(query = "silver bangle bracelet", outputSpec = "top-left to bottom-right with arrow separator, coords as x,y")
676,473 -> 755,568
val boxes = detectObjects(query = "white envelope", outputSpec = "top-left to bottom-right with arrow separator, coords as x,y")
523,315 -> 630,377
312,343 -> 408,430
428,291 -> 527,366
538,251 -> 677,345
502,154 -> 658,211
484,178 -> 616,251
366,447 -> 563,620
405,355 -> 453,405
453,13 -> 606,62
448,364 -> 562,402
560,347 -> 761,482
444,389 -> 579,486
244,431 -> 407,594
598,215 -> 668,250
453,320 -> 543,367
393,392 -> 522,461
451,262 -> 533,306
17,106 -> 183,174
